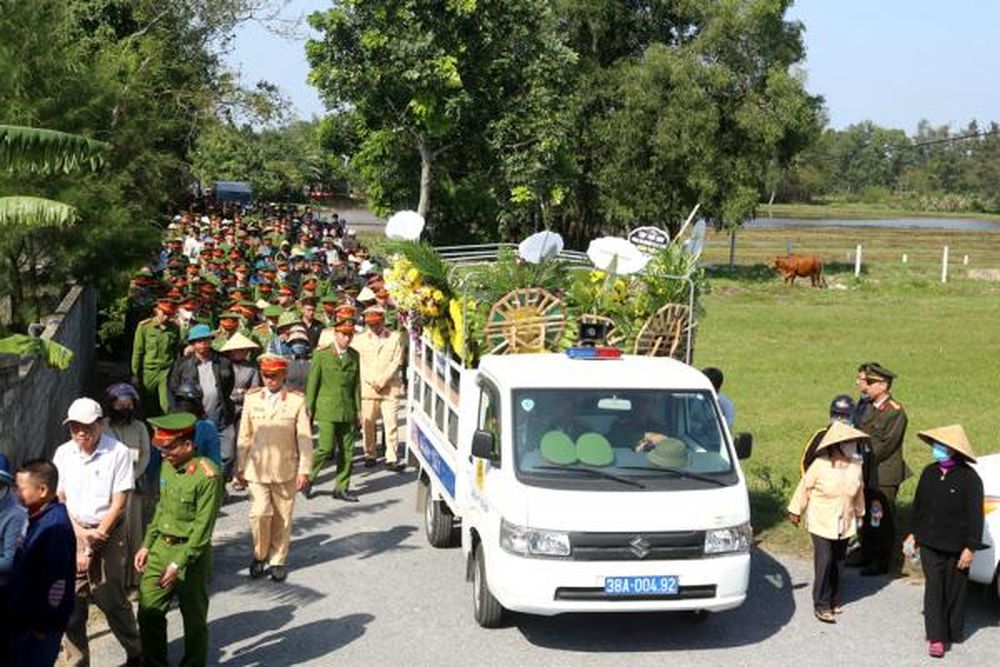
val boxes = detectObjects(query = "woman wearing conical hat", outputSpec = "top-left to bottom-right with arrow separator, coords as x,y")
905,425 -> 984,659
787,421 -> 869,623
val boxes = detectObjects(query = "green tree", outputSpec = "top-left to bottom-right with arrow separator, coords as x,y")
306,0 -> 576,232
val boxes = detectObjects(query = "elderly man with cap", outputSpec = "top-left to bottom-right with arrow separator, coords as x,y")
351,305 -> 406,471
905,425 -> 984,658
855,362 -> 908,576
306,318 -> 361,501
135,413 -> 222,667
266,310 -> 302,358
132,298 -> 181,416
236,354 -> 313,581
52,398 -> 142,666
788,421 -> 868,623
169,323 -> 235,438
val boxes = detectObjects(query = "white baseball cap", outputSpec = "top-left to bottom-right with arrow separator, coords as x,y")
63,398 -> 103,425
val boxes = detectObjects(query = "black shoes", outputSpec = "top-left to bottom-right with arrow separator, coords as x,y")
303,484 -> 315,500
249,559 -> 268,579
333,489 -> 359,503
270,565 -> 288,582
386,461 -> 406,473
363,458 -> 377,468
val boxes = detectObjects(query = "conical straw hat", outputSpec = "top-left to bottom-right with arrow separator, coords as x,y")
815,421 -> 870,454
219,331 -> 259,353
917,424 -> 976,462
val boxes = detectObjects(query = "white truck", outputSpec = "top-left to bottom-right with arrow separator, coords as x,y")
406,290 -> 754,627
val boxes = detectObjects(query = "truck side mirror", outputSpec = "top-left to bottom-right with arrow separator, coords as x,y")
734,432 -> 753,460
471,430 -> 496,460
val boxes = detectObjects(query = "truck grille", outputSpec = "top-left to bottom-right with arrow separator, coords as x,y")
568,531 -> 705,561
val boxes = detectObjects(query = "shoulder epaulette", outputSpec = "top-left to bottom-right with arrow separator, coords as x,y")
246,387 -> 264,395
888,399 -> 901,410
138,317 -> 154,325
287,389 -> 303,396
199,459 -> 217,478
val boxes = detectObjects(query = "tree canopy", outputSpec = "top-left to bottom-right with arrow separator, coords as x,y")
306,0 -> 822,242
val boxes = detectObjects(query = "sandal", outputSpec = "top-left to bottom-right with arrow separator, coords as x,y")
814,608 -> 836,624
928,641 -> 945,658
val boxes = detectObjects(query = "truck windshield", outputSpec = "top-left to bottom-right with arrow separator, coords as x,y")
512,388 -> 736,490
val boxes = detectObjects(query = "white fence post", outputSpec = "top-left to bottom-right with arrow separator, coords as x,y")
941,246 -> 949,283
854,244 -> 862,277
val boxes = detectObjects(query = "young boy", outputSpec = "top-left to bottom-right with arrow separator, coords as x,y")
11,460 -> 76,666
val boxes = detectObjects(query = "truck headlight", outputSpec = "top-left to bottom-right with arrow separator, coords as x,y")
500,519 -> 571,558
704,522 -> 752,555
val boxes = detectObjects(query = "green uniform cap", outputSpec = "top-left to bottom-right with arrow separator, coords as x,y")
575,432 -> 614,467
540,431 -> 577,465
147,412 -> 198,440
263,305 -> 284,319
276,310 -> 302,329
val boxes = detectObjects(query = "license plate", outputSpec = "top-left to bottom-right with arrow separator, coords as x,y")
603,575 -> 679,597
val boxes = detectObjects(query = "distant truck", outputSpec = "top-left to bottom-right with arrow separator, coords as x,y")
406,248 -> 754,627
212,181 -> 253,206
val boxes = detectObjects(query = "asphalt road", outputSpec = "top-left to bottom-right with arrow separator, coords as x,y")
89,455 -> 999,667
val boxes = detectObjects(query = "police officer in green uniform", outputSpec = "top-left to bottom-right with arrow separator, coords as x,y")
856,363 -> 908,575
132,297 -> 181,416
135,412 -> 222,667
305,317 -> 361,502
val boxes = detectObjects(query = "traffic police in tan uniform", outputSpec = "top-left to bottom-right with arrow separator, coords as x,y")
235,354 -> 313,581
351,305 -> 406,470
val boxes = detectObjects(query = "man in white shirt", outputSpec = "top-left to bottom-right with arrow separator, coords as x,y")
53,398 -> 141,667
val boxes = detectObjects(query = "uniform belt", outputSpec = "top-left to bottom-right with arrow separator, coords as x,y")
160,535 -> 189,545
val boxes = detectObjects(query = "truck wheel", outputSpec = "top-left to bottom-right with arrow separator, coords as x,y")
421,480 -> 456,548
472,542 -> 504,628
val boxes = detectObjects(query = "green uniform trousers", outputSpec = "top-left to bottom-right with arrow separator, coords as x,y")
310,421 -> 355,492
139,369 -> 171,417
137,542 -> 211,667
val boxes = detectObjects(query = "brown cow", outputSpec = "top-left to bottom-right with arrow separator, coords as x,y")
772,254 -> 826,287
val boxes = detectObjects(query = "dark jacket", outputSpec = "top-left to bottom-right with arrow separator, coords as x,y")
858,396 -> 908,487
9,501 -> 76,632
913,462 -> 984,554
169,351 -> 235,426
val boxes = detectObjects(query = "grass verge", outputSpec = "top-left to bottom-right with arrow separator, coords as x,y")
696,250 -> 1000,555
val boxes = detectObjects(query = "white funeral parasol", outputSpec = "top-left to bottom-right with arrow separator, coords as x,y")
586,237 -> 650,275
518,230 -> 564,263
385,210 -> 425,241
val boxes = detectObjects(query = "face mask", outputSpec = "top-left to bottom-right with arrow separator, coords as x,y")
931,443 -> 951,462
109,407 -> 134,423
837,442 -> 858,459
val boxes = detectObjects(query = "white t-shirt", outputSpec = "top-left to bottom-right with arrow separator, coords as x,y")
53,432 -> 134,525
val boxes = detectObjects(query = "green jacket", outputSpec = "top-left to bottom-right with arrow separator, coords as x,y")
858,396 -> 909,487
142,456 -> 222,579
131,318 -> 180,378
306,346 -> 360,423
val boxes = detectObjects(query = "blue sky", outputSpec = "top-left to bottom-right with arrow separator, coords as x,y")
227,0 -> 1000,133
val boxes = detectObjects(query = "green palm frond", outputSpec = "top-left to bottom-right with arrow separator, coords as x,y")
0,196 -> 78,229
0,125 -> 108,174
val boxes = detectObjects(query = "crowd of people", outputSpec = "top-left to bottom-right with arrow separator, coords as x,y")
789,362 -> 984,658
0,206 -> 408,666
0,205 -> 988,664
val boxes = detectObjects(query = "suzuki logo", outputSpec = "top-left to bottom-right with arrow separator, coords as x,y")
629,536 -> 651,559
